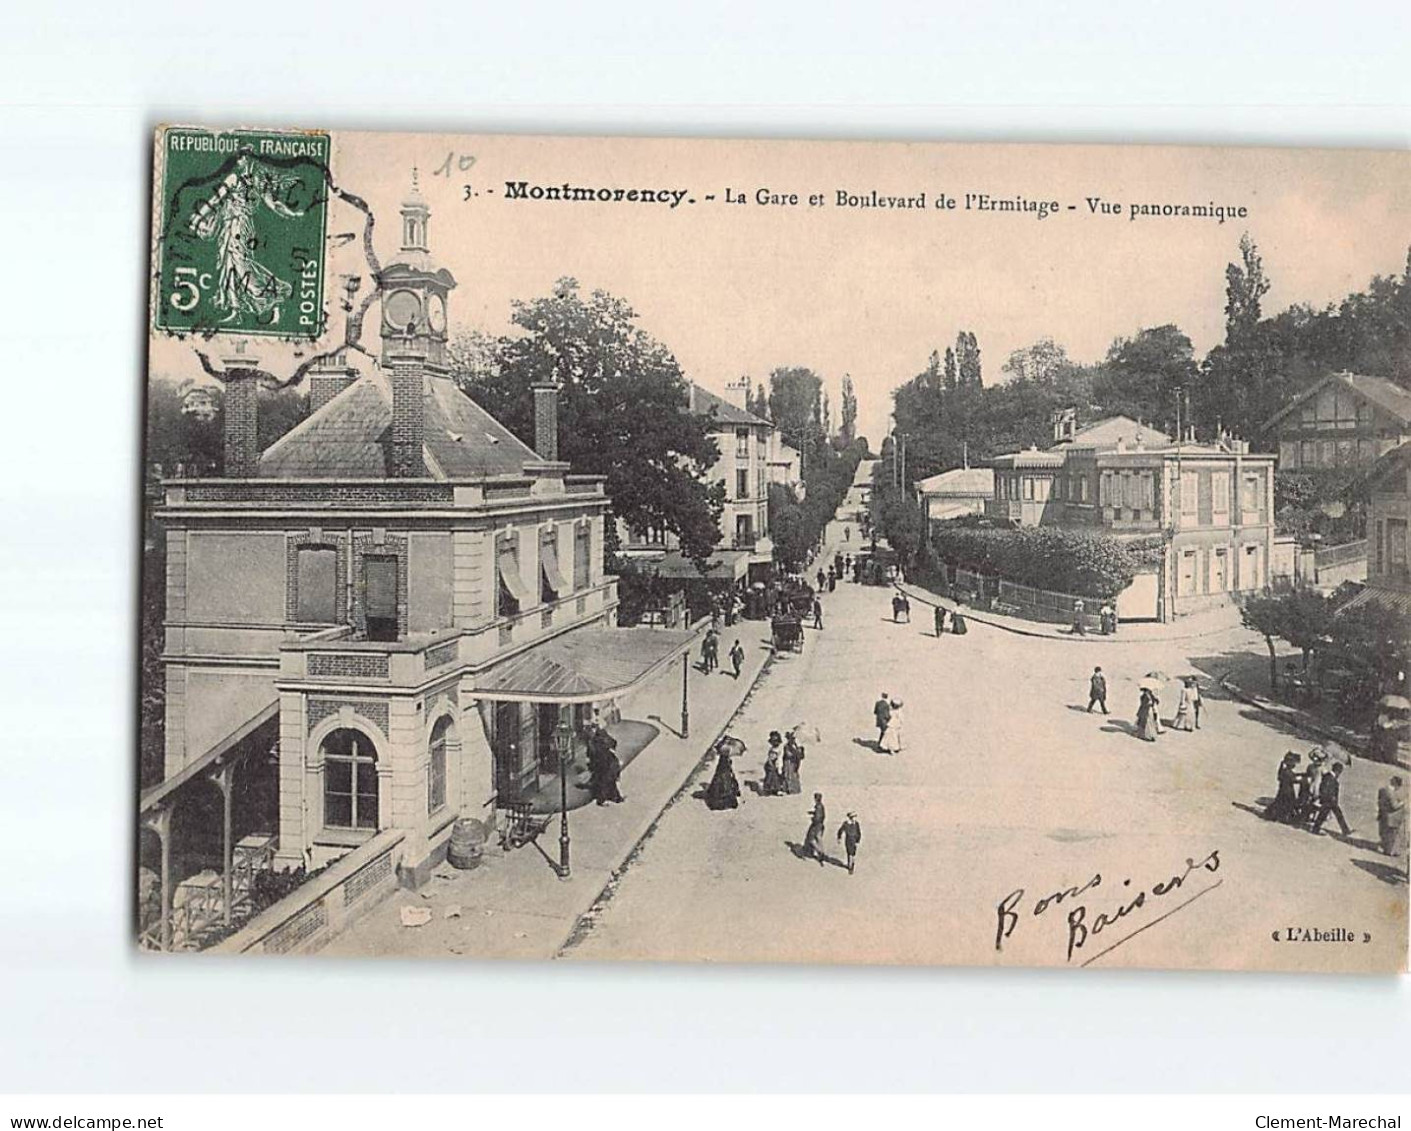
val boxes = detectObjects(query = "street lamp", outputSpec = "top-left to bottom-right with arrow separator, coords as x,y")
555,719 -> 572,880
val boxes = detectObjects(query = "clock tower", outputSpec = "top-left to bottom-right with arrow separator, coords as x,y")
379,169 -> 457,374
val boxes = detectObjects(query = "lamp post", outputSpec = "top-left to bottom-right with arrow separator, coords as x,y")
555,719 -> 572,880
681,651 -> 690,739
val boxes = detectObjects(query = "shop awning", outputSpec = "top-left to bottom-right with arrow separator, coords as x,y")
651,549 -> 751,582
478,625 -> 699,703
540,535 -> 569,596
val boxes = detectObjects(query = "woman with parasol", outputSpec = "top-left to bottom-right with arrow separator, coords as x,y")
704,737 -> 743,810
1136,675 -> 1163,742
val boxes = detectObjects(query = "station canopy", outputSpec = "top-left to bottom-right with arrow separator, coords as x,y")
478,625 -> 699,703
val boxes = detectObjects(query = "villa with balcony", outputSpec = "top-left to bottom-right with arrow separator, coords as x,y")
980,412 -> 1276,620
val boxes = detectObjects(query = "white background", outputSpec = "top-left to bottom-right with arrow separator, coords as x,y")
0,0 -> 1408,1095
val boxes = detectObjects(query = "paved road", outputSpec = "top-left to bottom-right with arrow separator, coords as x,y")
565,519 -> 1408,972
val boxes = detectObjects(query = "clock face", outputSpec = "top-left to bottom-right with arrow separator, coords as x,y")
427,293 -> 446,333
384,289 -> 421,331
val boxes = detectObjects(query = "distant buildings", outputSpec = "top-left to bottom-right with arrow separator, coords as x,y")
1262,371 -> 1411,474
982,413 -> 1276,620
618,375 -> 783,585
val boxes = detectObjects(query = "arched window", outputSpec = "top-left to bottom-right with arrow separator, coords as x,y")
428,717 -> 450,814
322,728 -> 379,830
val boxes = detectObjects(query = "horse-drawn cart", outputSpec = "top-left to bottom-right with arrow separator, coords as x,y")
771,614 -> 804,652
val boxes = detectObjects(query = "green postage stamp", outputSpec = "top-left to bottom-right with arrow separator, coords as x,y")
153,126 -> 330,338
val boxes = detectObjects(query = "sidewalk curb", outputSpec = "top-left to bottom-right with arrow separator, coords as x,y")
553,641 -> 780,957
893,582 -> 1242,645
1218,673 -> 1360,753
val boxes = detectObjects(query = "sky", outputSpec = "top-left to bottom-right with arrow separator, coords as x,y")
150,132 -> 1411,450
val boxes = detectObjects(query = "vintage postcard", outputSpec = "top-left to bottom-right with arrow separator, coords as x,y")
139,127 -> 1410,971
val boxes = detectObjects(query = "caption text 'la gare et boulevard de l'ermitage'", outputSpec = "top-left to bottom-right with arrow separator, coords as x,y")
493,179 -> 1250,224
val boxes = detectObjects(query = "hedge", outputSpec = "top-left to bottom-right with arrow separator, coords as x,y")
929,521 -> 1164,599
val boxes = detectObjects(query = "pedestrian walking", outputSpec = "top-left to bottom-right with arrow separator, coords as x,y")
816,569 -> 826,591
1190,678 -> 1203,729
1376,775 -> 1407,857
803,793 -> 827,865
729,638 -> 745,679
880,698 -> 904,754
1264,752 -> 1303,823
934,604 -> 947,638
703,741 -> 742,810
950,610 -> 968,634
1136,687 -> 1161,742
1172,678 -> 1197,732
588,723 -> 624,805
873,692 -> 893,749
782,728 -> 806,794
1296,750 -> 1326,825
1072,598 -> 1086,636
1099,603 -> 1114,635
762,733 -> 786,796
1087,666 -> 1108,714
828,570 -> 837,593
837,812 -> 862,874
812,597 -> 824,631
1311,762 -> 1352,836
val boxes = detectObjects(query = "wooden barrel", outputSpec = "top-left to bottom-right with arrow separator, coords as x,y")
446,818 -> 487,870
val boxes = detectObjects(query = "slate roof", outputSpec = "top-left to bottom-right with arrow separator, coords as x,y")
1058,416 -> 1172,450
258,371 -> 537,479
687,382 -> 772,428
1262,371 -> 1411,430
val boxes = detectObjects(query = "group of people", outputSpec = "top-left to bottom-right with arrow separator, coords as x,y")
1070,598 -> 1119,636
1134,675 -> 1202,741
1263,746 -> 1356,837
931,603 -> 967,637
873,692 -> 904,754
700,627 -> 747,679
702,727 -> 866,873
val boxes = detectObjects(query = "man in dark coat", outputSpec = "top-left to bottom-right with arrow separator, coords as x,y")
1311,762 -> 1352,836
1087,666 -> 1108,714
934,604 -> 946,638
813,597 -> 824,631
729,638 -> 745,679
837,812 -> 863,874
873,693 -> 892,748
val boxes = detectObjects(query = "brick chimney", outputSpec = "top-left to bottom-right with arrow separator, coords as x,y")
387,347 -> 426,477
308,350 -> 357,414
221,342 -> 259,477
532,382 -> 559,462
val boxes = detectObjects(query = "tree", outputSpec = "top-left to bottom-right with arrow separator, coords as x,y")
1225,232 -> 1271,347
768,366 -> 826,458
839,374 -> 858,446
1094,324 -> 1197,428
943,347 -> 958,392
455,277 -> 724,563
1002,338 -> 1071,386
751,381 -> 770,420
956,331 -> 983,388
1240,594 -> 1287,691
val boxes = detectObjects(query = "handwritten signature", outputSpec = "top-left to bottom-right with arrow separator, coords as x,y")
995,849 -> 1222,963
